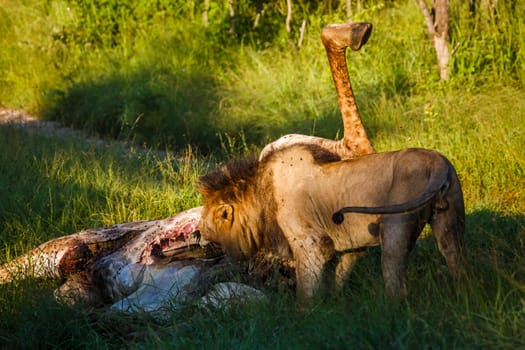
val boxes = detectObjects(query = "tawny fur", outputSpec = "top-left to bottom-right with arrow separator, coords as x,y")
199,144 -> 465,304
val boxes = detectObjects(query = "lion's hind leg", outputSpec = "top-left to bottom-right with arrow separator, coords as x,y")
430,172 -> 465,279
379,215 -> 421,299
430,206 -> 465,279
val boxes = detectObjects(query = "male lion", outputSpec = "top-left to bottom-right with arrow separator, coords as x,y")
199,144 -> 465,304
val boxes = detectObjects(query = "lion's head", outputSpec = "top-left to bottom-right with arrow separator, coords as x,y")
198,157 -> 264,261
199,156 -> 291,262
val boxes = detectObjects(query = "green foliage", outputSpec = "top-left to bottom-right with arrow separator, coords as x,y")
1,0 -> 524,150
450,0 -> 525,85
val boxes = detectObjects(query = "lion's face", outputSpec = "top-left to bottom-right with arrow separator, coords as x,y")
200,201 -> 247,261
200,202 -> 233,242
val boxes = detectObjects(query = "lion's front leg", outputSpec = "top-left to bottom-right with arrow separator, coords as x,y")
289,235 -> 335,305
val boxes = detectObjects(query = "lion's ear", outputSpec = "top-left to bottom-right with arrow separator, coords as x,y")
214,204 -> 234,227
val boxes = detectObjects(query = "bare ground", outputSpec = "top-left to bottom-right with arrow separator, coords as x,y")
0,108 -> 136,152
0,108 -> 178,159
0,107 -> 98,141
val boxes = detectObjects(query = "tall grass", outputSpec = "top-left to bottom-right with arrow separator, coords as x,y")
450,0 -> 525,85
1,0 -> 524,150
0,127 -> 206,259
1,82 -> 524,348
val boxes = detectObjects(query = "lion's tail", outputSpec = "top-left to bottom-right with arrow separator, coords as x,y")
332,154 -> 452,225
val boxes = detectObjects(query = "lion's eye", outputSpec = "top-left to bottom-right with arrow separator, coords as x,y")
221,210 -> 228,220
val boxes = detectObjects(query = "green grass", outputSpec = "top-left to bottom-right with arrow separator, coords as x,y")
2,0 -> 523,151
0,127 -> 206,259
1,83 -> 524,347
1,0 -> 524,348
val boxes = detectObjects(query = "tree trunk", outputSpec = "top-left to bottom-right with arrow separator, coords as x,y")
286,0 -> 292,33
228,0 -> 235,35
203,0 -> 209,27
418,0 -> 451,80
346,0 -> 361,17
297,20 -> 306,48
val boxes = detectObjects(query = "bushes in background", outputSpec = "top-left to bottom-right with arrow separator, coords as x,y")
0,0 -> 523,151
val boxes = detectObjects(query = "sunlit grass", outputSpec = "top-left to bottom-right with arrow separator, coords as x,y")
2,0 -> 523,151
0,127 -> 206,256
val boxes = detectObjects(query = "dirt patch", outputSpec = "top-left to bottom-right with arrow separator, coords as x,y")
0,108 -> 37,125
0,108 -> 175,159
1,108 -> 88,138
0,108 -> 121,151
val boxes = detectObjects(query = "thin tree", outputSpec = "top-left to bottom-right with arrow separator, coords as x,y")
203,0 -> 209,27
418,0 -> 450,80
346,0 -> 361,17
286,0 -> 292,32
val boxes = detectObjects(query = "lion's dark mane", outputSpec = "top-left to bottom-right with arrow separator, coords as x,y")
199,157 -> 259,202
199,144 -> 341,203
